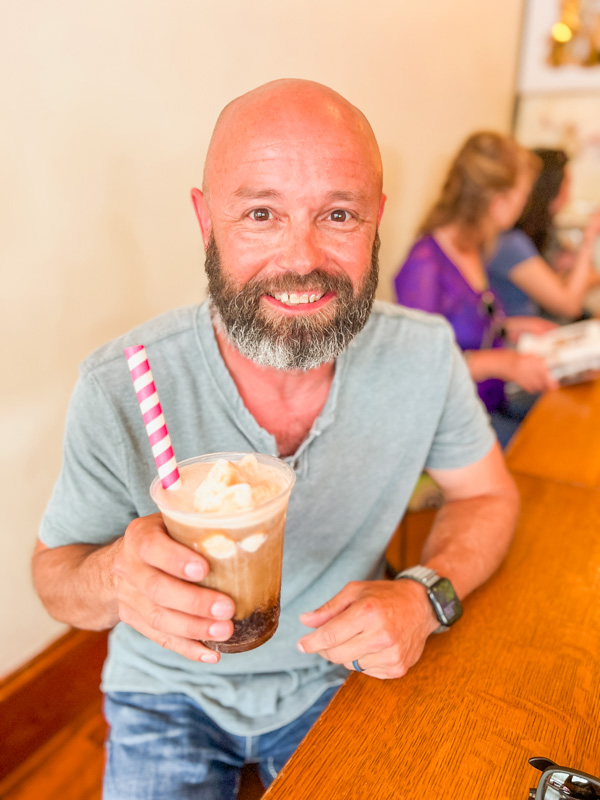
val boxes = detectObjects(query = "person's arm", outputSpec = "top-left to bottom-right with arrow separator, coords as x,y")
297,443 -> 519,680
508,213 -> 600,319
502,315 -> 559,341
32,514 -> 236,663
463,348 -> 558,394
420,444 -> 518,598
507,256 -> 594,319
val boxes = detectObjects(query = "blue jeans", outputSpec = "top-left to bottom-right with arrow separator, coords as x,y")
490,390 -> 539,449
103,686 -> 339,799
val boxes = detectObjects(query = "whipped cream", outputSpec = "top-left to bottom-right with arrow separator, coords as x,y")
193,455 -> 279,514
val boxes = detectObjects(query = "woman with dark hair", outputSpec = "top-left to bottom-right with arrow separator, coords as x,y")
394,132 -> 558,448
487,148 -> 600,319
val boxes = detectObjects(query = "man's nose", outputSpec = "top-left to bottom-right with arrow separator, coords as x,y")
277,220 -> 323,274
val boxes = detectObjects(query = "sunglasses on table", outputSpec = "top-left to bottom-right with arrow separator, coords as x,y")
529,757 -> 600,799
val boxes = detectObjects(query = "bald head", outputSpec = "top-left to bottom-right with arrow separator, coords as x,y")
190,79 -> 386,371
202,79 -> 383,202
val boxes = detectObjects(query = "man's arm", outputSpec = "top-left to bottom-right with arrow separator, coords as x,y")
32,538 -> 122,630
420,441 -> 519,599
32,513 -> 237,663
297,443 -> 519,679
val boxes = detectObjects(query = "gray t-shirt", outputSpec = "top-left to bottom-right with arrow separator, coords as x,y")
40,300 -> 495,735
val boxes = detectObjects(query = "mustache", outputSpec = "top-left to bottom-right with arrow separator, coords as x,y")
241,269 -> 354,298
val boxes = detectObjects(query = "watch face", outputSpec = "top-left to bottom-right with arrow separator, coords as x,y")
429,578 -> 463,626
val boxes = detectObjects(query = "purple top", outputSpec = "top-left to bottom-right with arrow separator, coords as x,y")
394,235 -> 505,413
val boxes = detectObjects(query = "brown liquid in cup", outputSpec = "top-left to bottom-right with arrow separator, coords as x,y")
152,455 -> 294,653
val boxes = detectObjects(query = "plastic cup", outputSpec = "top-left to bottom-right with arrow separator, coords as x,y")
150,452 -> 296,653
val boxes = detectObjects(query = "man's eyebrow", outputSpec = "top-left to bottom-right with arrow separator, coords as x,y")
233,186 -> 284,201
323,190 -> 369,205
231,188 -> 370,204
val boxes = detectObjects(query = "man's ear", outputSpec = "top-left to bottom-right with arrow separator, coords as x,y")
190,188 -> 212,249
378,193 -> 387,224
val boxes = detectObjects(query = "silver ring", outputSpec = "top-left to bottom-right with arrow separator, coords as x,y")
352,659 -> 364,673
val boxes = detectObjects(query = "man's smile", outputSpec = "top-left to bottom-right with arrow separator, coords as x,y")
264,290 -> 334,311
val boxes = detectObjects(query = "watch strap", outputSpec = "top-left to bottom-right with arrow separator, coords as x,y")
395,565 -> 439,588
395,566 -> 459,633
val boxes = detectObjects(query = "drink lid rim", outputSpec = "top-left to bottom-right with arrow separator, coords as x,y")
149,451 -> 296,521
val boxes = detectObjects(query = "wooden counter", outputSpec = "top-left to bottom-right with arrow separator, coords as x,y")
263,479 -> 600,798
507,378 -> 600,487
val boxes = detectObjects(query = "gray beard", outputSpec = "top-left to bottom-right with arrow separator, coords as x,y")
204,233 -> 380,371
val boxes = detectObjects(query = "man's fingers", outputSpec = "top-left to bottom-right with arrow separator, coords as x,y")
299,581 -> 361,627
343,658 -> 406,681
310,625 -> 397,669
298,598 -> 366,655
119,590 -> 234,642
116,557 -> 235,620
118,601 -> 222,663
123,514 -> 209,583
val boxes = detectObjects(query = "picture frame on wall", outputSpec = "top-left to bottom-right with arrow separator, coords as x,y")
514,0 -> 600,227
518,0 -> 600,93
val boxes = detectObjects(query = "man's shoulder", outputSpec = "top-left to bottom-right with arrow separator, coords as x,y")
365,299 -> 454,340
80,303 -> 206,378
347,300 -> 456,372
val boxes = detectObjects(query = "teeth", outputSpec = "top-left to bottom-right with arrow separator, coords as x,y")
272,292 -> 324,306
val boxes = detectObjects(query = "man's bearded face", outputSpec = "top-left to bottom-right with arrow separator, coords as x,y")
204,232 -> 380,371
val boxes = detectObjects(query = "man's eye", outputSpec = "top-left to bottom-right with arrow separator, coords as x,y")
329,209 -> 351,222
249,208 -> 272,222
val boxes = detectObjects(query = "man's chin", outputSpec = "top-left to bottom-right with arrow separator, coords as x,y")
258,295 -> 339,329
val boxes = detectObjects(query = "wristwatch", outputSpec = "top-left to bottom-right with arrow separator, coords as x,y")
395,566 -> 462,632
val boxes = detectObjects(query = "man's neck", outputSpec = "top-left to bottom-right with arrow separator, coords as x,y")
214,326 -> 336,458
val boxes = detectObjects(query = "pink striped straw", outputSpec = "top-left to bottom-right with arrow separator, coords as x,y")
124,345 -> 182,490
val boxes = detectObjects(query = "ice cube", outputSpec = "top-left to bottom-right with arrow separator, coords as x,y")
238,454 -> 260,481
201,534 -> 237,559
251,482 -> 277,505
239,533 -> 267,552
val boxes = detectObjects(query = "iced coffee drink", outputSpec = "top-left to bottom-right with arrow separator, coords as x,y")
150,452 -> 295,653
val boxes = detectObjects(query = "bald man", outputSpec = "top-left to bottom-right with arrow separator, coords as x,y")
34,80 -> 519,799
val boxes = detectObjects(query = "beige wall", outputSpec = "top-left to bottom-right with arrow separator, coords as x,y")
0,0 -> 524,676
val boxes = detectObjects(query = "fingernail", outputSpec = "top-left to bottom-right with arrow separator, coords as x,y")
208,621 -> 231,638
201,653 -> 219,663
211,600 -> 234,618
297,641 -> 305,653
184,561 -> 205,579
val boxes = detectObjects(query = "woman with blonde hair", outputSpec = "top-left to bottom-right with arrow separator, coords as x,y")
394,131 -> 558,448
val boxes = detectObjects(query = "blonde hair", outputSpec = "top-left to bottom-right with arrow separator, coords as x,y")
419,131 -> 541,237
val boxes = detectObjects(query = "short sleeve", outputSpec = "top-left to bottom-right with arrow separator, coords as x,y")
488,230 -> 539,279
39,372 -> 138,548
425,340 -> 496,470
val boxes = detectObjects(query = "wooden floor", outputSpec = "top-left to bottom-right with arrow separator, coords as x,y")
0,696 -> 106,800
0,695 -> 265,800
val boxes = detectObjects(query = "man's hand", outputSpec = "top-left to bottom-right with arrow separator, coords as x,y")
297,578 -> 438,679
296,444 -> 520,680
33,513 -> 237,664
112,513 -> 236,663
